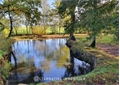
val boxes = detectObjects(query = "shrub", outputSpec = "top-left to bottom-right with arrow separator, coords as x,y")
32,26 -> 45,35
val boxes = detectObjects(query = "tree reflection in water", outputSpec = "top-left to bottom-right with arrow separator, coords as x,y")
8,39 -> 92,84
62,55 -> 91,79
8,62 -> 43,84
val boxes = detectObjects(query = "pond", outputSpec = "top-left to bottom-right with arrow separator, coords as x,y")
8,39 -> 91,84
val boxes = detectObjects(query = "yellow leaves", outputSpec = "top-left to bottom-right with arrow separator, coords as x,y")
55,0 -> 61,7
63,15 -> 71,23
32,26 -> 45,35
2,27 -> 10,37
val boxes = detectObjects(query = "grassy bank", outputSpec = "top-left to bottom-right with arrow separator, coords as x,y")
36,34 -> 118,85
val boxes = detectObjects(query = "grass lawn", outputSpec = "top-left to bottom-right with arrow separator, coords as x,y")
74,34 -> 118,45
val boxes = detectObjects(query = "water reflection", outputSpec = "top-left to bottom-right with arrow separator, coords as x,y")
8,39 -> 91,84
62,57 -> 91,79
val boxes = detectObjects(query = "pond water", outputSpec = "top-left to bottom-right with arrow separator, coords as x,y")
8,39 -> 91,84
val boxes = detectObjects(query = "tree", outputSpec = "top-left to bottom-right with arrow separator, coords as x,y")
12,15 -> 24,35
0,0 -> 15,38
0,0 -> 41,37
52,0 -> 65,34
105,1 -> 119,41
78,0 -> 118,47
21,0 -> 41,27
57,0 -> 78,39
40,0 -> 51,34
57,0 -> 118,47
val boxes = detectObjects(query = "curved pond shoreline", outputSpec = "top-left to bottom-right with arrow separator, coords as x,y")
66,39 -> 97,70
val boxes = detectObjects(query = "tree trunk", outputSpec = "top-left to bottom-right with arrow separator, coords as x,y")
70,34 -> 76,41
59,26 -> 60,35
69,13 -> 75,40
59,19 -> 60,35
90,36 -> 96,48
25,21 -> 28,34
7,5 -> 13,38
13,27 -> 17,35
15,29 -> 18,35
44,26 -> 46,34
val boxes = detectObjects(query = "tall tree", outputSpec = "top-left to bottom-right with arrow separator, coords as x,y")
0,0 -> 41,37
40,0 -> 51,34
21,0 -> 41,27
57,0 -> 78,39
78,0 -> 118,47
57,0 -> 118,47
1,0 -> 15,38
53,0 -> 65,34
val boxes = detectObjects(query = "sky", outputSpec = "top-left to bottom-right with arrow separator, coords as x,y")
47,0 -> 55,8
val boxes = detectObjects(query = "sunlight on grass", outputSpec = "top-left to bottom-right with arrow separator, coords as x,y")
97,34 -> 116,45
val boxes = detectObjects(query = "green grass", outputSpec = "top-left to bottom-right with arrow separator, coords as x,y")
75,34 -> 88,41
96,34 -> 117,45
74,34 -> 118,46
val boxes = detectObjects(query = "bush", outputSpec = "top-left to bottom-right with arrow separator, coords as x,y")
32,26 -> 45,35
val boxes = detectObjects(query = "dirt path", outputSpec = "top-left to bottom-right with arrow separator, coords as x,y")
97,43 -> 119,57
